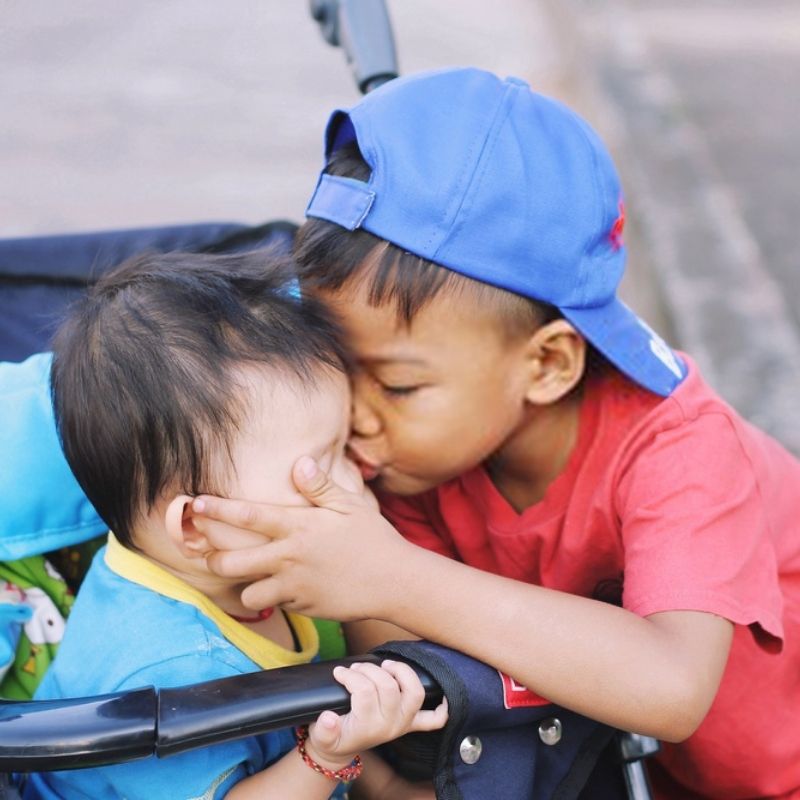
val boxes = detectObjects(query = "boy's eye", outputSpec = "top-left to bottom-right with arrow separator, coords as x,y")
380,383 -> 420,398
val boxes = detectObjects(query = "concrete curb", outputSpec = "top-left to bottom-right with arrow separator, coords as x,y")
546,0 -> 800,454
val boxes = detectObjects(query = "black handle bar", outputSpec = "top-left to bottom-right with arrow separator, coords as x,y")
0,655 -> 441,772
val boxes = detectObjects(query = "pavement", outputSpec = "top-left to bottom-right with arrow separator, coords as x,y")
546,0 -> 800,453
2,0 -> 798,451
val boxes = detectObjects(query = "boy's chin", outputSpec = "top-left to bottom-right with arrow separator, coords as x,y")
371,471 -> 440,497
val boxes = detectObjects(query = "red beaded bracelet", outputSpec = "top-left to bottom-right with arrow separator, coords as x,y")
295,725 -> 363,783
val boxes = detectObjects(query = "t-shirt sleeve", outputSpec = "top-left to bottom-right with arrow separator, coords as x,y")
100,655 -> 287,800
616,412 -> 784,648
377,489 -> 458,558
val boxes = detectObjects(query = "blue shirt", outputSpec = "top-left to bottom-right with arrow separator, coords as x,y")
24,539 -> 344,799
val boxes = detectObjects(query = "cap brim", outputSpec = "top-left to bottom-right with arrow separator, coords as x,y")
562,298 -> 686,397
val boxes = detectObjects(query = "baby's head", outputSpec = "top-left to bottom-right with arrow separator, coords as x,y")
294,67 -> 687,495
51,250 -> 361,551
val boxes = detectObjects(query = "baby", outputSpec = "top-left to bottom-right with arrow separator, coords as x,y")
25,250 -> 445,800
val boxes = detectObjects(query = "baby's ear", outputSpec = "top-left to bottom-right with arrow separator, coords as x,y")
164,494 -> 210,559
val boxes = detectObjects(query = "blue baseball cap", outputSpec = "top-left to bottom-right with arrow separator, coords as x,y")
306,67 -> 686,396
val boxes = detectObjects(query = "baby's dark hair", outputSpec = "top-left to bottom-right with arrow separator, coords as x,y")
51,250 -> 349,548
294,142 -> 562,336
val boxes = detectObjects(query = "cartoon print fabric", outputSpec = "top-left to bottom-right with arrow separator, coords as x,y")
0,555 -> 74,699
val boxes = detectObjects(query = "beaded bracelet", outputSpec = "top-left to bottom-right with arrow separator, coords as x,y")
295,725 -> 364,782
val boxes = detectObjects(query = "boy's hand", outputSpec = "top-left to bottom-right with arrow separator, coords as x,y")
307,660 -> 448,768
193,457 -> 426,621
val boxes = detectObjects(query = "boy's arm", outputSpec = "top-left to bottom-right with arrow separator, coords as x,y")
343,490 -> 447,654
196,460 -> 733,744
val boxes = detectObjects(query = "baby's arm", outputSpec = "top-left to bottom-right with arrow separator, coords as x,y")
351,752 -> 437,800
227,660 -> 447,799
345,618 -> 418,655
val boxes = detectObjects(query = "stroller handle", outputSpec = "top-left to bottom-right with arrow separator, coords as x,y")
0,655 -> 442,772
309,0 -> 398,93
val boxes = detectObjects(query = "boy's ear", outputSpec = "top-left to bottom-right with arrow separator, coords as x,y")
164,494 -> 211,559
523,320 -> 586,404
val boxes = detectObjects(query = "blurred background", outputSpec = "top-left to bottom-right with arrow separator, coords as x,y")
1,0 -> 798,451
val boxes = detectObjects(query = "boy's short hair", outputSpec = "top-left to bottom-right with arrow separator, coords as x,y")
51,250 -> 348,548
303,67 -> 687,396
295,143 -> 561,337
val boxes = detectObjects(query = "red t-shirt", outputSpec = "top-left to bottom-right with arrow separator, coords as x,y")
379,357 -> 800,799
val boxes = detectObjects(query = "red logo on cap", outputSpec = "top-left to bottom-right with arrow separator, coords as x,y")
610,201 -> 625,250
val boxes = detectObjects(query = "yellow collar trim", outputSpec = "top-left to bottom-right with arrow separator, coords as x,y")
104,533 -> 318,669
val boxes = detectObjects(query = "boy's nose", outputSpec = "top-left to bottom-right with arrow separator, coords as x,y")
351,393 -> 382,438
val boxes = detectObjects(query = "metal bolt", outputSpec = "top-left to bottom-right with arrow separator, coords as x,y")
538,717 -> 563,745
459,735 -> 483,764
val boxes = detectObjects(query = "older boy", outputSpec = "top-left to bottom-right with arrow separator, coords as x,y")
25,251 -> 446,799
194,69 -> 800,799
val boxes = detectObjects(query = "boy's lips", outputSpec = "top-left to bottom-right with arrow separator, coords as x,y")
347,445 -> 382,482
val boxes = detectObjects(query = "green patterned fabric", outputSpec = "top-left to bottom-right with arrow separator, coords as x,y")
312,618 -> 347,661
0,555 -> 74,699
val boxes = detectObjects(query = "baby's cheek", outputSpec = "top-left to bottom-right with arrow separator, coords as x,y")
361,485 -> 380,511
336,459 -> 367,496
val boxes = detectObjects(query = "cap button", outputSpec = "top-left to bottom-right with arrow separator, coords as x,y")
506,76 -> 530,88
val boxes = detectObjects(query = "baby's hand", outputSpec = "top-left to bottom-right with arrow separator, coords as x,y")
306,660 -> 448,769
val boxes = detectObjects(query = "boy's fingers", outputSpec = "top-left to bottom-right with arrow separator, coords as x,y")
190,515 -> 270,551
292,457 -> 366,513
206,543 -> 279,581
192,495 -> 294,539
240,575 -> 286,611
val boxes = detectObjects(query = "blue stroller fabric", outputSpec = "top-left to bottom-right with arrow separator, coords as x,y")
0,223 -> 282,364
0,220 -> 296,561
373,640 -> 617,800
0,353 -> 106,561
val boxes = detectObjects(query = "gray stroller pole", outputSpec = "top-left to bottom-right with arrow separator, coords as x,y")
618,732 -> 660,800
309,0 -> 398,93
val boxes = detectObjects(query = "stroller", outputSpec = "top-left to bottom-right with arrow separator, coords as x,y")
0,3 -> 659,797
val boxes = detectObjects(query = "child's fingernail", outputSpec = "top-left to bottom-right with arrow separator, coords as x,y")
297,456 -> 317,479
382,659 -> 395,666
193,498 -> 205,513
